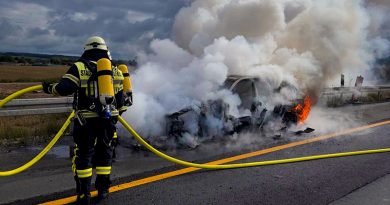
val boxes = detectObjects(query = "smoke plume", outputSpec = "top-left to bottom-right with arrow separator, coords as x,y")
120,0 -> 389,141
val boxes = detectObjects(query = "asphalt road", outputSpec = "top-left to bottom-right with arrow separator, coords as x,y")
91,123 -> 390,205
1,102 -> 390,205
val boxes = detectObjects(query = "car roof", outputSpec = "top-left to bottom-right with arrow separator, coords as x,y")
226,75 -> 257,81
224,75 -> 258,91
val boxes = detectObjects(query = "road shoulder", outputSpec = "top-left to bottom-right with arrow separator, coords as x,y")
330,173 -> 390,205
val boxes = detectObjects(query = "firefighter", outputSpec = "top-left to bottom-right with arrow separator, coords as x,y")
42,36 -> 132,204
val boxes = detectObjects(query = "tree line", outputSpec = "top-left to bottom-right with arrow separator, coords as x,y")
0,55 -> 78,66
0,54 -> 138,68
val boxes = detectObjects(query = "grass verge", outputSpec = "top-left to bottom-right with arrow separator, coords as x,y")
0,113 -> 71,147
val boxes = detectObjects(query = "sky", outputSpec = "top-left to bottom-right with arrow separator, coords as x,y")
0,0 -> 388,62
0,0 -> 192,60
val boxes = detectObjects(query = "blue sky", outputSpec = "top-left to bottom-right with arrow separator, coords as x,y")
0,0 -> 191,59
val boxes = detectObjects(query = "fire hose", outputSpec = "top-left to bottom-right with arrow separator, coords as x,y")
0,85 -> 75,176
1,85 -> 390,176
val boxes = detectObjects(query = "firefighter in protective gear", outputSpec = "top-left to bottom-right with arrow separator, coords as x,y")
42,36 -> 131,205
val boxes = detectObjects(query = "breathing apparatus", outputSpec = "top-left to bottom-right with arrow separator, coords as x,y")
96,58 -> 115,118
118,64 -> 133,106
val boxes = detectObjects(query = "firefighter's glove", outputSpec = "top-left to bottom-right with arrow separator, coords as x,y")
42,82 -> 53,94
125,92 -> 133,107
119,109 -> 127,116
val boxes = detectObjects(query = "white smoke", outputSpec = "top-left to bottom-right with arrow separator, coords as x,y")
121,0 -> 390,140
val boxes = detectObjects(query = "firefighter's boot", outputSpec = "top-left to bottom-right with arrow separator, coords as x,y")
76,177 -> 91,205
77,194 -> 90,205
74,176 -> 81,195
95,175 -> 111,201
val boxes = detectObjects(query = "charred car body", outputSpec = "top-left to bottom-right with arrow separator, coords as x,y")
165,75 -> 314,148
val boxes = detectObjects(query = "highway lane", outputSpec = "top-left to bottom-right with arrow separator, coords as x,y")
1,102 -> 390,204
29,121 -> 389,204
98,123 -> 390,205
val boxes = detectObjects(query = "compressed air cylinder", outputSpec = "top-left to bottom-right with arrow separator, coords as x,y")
118,64 -> 132,95
97,58 -> 114,105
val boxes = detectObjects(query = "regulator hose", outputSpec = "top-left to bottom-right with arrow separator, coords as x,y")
0,85 -> 74,176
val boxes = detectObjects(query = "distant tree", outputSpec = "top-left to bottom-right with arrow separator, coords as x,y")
128,57 -> 138,67
50,57 -> 61,65
33,58 -> 49,66
0,55 -> 15,62
17,57 -> 27,64
25,58 -> 33,64
113,60 -> 127,65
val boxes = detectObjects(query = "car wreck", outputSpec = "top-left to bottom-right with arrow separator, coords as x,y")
164,75 -> 315,148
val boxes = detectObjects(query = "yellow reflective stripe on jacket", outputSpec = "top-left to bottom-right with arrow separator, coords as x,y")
113,67 -> 124,93
75,62 -> 124,95
78,110 -> 99,118
118,106 -> 128,113
77,109 -> 119,118
63,73 -> 80,86
96,166 -> 111,175
75,62 -> 93,87
111,110 -> 119,116
76,168 -> 93,178
80,80 -> 89,85
51,83 -> 59,96
75,62 -> 94,96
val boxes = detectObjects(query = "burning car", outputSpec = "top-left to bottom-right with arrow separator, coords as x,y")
164,75 -> 314,148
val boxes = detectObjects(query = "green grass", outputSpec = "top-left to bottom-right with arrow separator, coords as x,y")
0,114 -> 70,147
365,93 -> 381,102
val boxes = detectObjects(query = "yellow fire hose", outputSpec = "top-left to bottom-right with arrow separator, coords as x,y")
0,85 -> 43,107
118,117 -> 390,169
0,85 -> 74,176
1,85 -> 390,176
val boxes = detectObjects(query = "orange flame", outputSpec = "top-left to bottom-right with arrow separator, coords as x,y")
292,96 -> 312,124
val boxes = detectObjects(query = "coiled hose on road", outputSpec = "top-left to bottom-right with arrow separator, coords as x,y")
1,85 -> 390,176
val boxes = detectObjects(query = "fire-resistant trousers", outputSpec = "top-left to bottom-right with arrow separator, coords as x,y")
72,116 -> 116,198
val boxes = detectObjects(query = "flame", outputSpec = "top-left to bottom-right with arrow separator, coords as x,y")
292,96 -> 312,124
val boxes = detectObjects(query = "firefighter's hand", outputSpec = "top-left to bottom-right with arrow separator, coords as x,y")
119,109 -> 127,116
42,82 -> 52,94
125,92 -> 133,106
124,98 -> 132,107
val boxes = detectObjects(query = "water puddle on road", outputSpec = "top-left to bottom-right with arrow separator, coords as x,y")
29,145 -> 69,159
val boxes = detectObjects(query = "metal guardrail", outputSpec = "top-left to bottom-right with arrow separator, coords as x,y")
320,86 -> 390,98
0,97 -> 73,117
319,86 -> 390,107
321,86 -> 390,95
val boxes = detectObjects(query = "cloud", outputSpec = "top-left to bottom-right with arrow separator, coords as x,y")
0,2 -> 51,29
0,19 -> 22,40
0,0 -> 190,58
126,10 -> 154,23
70,12 -> 97,22
0,0 -> 387,62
